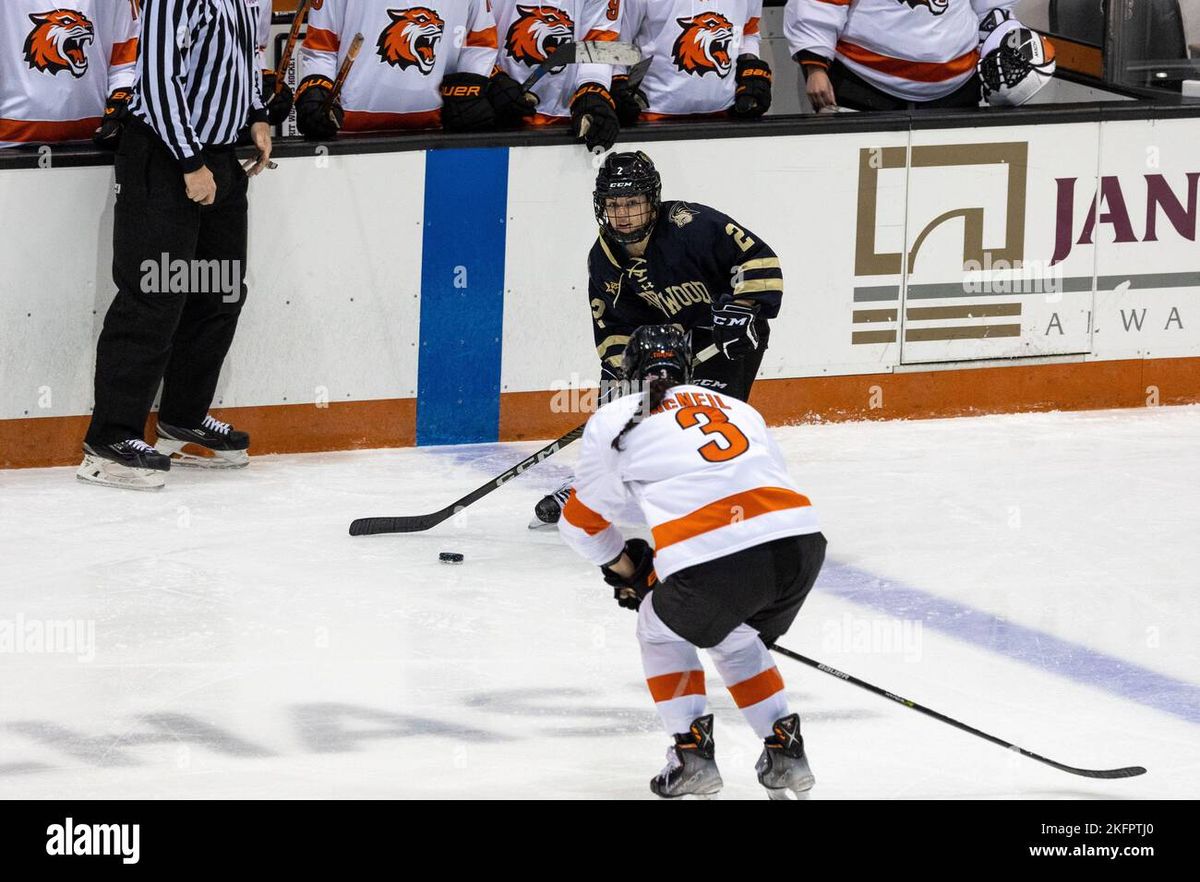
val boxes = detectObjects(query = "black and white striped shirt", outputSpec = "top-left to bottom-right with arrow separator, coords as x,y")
131,0 -> 267,172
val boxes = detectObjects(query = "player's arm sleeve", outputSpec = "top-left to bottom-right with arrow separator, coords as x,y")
589,252 -> 635,381
971,0 -> 1020,18
298,0 -> 341,81
107,2 -> 139,92
138,0 -> 205,172
708,208 -> 784,318
453,0 -> 499,76
558,415 -> 628,566
615,0 -> 645,74
784,0 -> 848,72
741,0 -> 764,58
575,0 -> 621,90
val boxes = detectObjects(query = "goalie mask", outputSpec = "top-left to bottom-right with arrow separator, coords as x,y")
979,22 -> 1057,107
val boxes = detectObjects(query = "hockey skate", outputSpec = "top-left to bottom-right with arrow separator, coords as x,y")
755,713 -> 815,800
650,714 -> 723,799
528,481 -> 572,529
76,440 -> 170,491
155,415 -> 250,468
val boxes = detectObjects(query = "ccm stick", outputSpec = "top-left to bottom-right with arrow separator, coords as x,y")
770,643 -> 1147,779
349,345 -> 719,535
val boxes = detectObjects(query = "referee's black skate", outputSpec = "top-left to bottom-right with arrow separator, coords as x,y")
76,440 -> 170,491
650,714 -> 723,799
755,713 -> 815,800
528,482 -> 572,529
155,415 -> 250,468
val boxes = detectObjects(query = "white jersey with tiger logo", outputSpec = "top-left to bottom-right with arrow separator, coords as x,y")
619,0 -> 762,119
299,0 -> 498,131
560,385 -> 819,580
491,0 -> 621,123
785,0 -> 1017,102
0,0 -> 139,147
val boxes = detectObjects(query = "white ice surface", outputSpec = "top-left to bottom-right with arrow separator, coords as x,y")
1,406 -> 1198,799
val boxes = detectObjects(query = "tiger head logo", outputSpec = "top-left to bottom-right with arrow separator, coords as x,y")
673,12 -> 735,78
899,0 -> 950,14
24,9 -> 95,78
506,5 -> 575,67
377,7 -> 445,74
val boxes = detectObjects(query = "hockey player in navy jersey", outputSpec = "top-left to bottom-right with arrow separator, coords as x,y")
532,150 -> 784,527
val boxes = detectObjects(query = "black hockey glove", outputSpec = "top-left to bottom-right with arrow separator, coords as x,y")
610,74 -> 648,126
92,88 -> 132,149
488,70 -> 538,126
261,71 -> 295,127
570,83 -> 620,152
295,75 -> 343,140
712,302 -> 761,360
601,539 -> 658,612
731,56 -> 772,119
440,72 -> 496,132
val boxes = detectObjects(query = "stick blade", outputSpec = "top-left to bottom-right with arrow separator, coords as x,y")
1058,764 -> 1147,779
348,512 -> 449,535
575,41 -> 643,66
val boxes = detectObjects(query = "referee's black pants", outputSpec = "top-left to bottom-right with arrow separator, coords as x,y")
86,119 -> 249,446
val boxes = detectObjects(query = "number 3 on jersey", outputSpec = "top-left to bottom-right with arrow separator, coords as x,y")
675,406 -> 749,462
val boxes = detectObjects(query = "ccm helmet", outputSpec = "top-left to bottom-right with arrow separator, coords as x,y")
594,151 -> 662,244
621,324 -> 692,387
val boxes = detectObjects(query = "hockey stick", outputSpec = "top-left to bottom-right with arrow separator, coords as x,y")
769,642 -> 1147,779
522,41 -> 643,92
273,0 -> 311,94
324,32 -> 364,115
349,344 -> 720,536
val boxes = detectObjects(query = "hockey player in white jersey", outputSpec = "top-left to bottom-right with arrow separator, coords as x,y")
559,325 -> 827,799
0,0 -> 139,148
491,0 -> 622,151
613,0 -> 771,124
295,0 -> 524,137
785,0 -> 1019,111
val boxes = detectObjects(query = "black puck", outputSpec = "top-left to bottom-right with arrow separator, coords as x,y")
439,552 -> 464,564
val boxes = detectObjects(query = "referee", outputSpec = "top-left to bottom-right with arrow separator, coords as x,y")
79,0 -> 273,490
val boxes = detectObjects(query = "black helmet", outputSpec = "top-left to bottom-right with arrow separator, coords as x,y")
594,151 -> 662,244
622,324 -> 692,387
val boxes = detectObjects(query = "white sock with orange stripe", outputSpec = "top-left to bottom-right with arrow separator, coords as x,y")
708,625 -> 790,739
637,595 -> 708,736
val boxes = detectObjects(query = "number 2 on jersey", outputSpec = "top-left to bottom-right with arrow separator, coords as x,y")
675,406 -> 749,462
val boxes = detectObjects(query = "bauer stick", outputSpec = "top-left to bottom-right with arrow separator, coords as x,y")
324,32 -> 364,116
273,0 -> 311,95
349,344 -> 719,536
769,642 -> 1147,779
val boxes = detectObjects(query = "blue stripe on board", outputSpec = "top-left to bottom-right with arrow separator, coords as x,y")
818,561 -> 1200,725
416,148 -> 509,446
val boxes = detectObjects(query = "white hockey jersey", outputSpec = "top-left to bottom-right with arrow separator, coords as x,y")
0,0 -> 139,147
785,0 -> 1017,102
491,0 -> 620,123
620,0 -> 763,119
560,385 -> 819,581
299,0 -> 498,131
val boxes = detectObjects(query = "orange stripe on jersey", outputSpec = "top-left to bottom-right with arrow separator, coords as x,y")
304,27 -> 340,53
815,0 -> 852,5
583,29 -> 619,43
744,17 -> 761,36
728,667 -> 784,708
837,41 -> 980,83
562,490 -> 611,536
342,109 -> 442,132
652,487 -> 811,551
0,117 -> 100,143
467,26 -> 499,49
647,670 -> 706,703
110,38 -> 138,66
527,112 -> 569,126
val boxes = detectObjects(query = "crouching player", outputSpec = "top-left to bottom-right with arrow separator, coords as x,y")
559,325 -> 827,799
